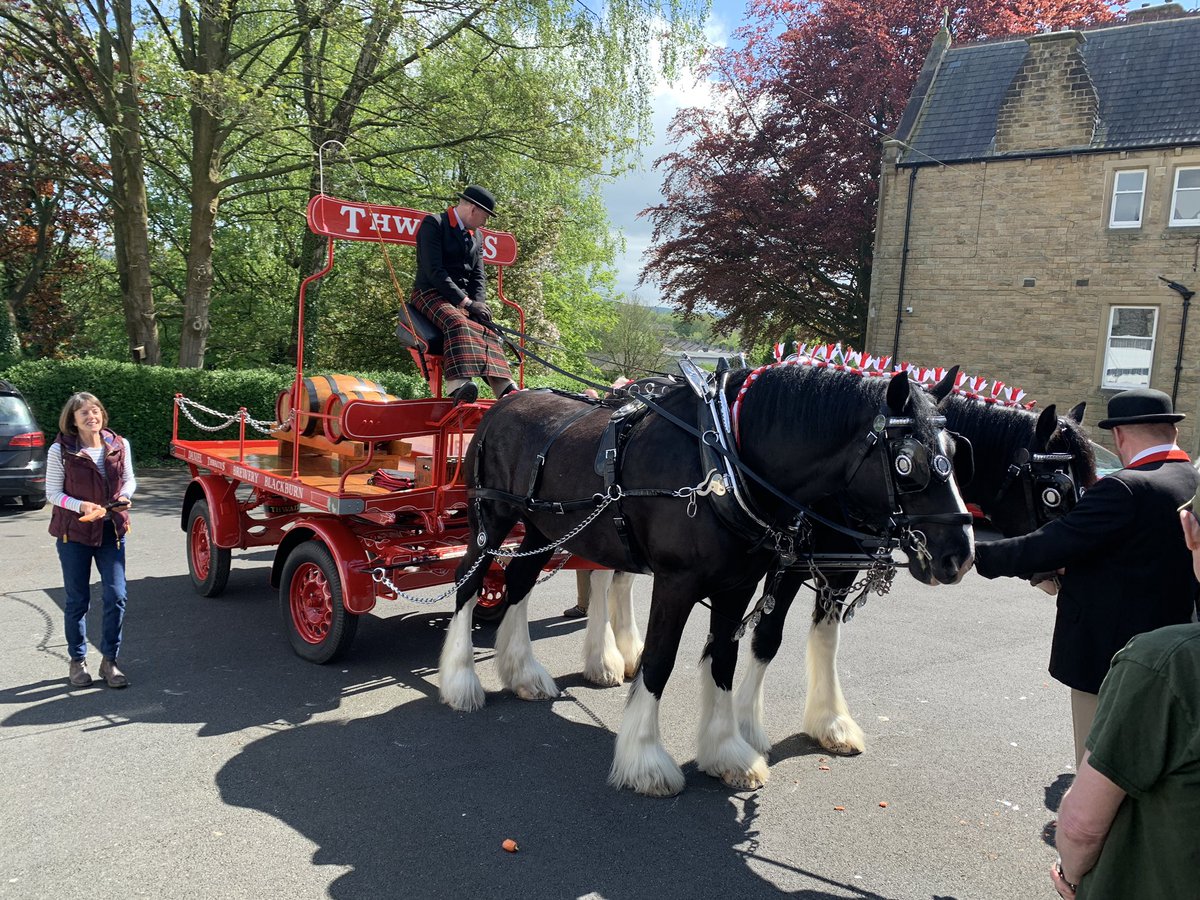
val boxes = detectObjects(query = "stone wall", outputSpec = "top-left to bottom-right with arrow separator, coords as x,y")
867,146 -> 1200,453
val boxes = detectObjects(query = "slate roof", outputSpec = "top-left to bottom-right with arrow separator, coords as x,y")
898,15 -> 1200,164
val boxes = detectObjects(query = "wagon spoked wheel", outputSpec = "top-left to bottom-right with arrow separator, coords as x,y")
473,562 -> 508,625
280,540 -> 358,663
187,500 -> 231,597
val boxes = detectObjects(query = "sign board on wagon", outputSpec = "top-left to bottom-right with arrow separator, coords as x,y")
306,195 -> 518,266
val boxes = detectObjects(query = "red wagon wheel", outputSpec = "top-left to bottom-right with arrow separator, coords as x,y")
473,562 -> 508,624
186,500 -> 231,597
279,540 -> 358,663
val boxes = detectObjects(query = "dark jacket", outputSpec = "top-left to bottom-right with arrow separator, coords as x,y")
975,458 -> 1200,694
48,428 -> 131,546
412,210 -> 486,307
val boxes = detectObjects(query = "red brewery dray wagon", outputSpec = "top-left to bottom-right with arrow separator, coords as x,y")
171,192 -> 588,662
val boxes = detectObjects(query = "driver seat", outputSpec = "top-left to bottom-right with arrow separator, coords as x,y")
396,304 -> 445,395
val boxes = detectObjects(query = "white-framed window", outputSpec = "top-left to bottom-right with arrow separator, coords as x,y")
1109,170 -> 1146,228
1169,167 -> 1200,227
1102,306 -> 1158,389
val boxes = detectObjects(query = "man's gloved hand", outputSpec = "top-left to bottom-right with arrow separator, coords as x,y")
468,301 -> 494,324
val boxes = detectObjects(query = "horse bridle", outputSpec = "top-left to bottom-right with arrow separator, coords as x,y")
842,412 -> 973,533
990,437 -> 1081,529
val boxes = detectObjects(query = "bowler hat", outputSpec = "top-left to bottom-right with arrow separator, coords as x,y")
458,185 -> 496,216
1097,388 -> 1185,429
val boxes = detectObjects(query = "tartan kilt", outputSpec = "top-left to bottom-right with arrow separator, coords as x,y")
409,288 -> 512,381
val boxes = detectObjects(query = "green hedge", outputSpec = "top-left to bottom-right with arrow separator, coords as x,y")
0,359 -> 428,463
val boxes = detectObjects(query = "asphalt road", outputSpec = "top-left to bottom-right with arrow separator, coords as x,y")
1,471 -> 1075,900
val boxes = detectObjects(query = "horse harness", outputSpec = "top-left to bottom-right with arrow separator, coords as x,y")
469,362 -> 972,626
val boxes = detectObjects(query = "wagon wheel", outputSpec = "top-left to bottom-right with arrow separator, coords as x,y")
279,540 -> 359,663
187,499 -> 232,597
473,562 -> 507,625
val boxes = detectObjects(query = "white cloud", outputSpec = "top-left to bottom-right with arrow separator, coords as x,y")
600,10 -> 735,302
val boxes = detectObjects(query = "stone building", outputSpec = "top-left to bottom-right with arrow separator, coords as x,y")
865,5 -> 1200,451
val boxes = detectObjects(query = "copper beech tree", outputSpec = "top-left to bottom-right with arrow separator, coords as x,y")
642,0 -> 1118,347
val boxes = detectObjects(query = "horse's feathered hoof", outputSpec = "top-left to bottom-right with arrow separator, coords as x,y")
583,664 -> 623,688
698,737 -> 770,792
608,759 -> 686,797
440,675 -> 486,712
514,682 -> 561,701
720,767 -> 768,792
807,715 -> 866,755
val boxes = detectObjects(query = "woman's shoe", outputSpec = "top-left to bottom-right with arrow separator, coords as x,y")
99,657 -> 129,689
68,658 -> 92,687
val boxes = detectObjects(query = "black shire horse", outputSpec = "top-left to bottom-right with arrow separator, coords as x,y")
732,395 -> 1095,757
438,364 -> 975,796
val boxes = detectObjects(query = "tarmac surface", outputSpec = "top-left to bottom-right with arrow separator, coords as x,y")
1,470 -> 1076,900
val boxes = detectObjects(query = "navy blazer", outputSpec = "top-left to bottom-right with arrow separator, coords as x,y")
412,211 -> 486,306
975,458 -> 1200,694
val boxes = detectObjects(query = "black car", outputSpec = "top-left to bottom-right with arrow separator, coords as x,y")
0,379 -> 47,509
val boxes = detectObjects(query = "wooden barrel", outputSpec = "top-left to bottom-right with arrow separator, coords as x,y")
276,375 -> 387,437
274,389 -> 293,432
322,389 -> 397,443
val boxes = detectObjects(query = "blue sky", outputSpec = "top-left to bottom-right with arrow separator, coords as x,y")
601,0 -> 1200,303
600,0 -> 748,302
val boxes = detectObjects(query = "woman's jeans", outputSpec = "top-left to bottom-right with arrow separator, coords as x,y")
57,520 -> 127,661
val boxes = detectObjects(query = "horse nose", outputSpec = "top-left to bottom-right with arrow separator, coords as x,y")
938,549 -> 975,585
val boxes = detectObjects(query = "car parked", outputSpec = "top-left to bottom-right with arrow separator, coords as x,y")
0,379 -> 47,510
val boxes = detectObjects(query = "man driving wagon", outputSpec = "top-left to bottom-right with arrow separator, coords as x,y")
410,185 -> 517,405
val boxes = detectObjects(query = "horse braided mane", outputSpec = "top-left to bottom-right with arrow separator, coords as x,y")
739,362 -> 941,441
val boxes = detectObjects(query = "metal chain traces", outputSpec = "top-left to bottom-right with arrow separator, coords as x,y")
175,396 -> 286,435
809,547 -> 898,623
370,532 -> 579,606
371,550 -> 489,605
489,495 -> 617,558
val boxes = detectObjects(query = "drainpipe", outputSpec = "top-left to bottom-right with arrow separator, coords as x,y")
892,167 -> 918,362
1159,276 -> 1195,407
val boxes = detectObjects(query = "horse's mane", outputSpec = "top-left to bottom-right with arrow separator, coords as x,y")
735,364 -> 940,444
945,394 -> 1098,491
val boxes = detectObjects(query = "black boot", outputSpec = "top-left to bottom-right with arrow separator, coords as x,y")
449,382 -> 478,405
497,382 -> 519,399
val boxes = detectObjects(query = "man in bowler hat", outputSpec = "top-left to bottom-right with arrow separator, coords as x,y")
410,184 -> 516,404
974,388 -> 1200,765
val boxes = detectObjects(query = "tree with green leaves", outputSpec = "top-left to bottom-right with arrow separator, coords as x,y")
643,0 -> 1116,347
1,0 -> 164,364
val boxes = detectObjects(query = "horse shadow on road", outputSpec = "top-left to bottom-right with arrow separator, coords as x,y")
1,555 -> 925,899
212,630 -> 907,900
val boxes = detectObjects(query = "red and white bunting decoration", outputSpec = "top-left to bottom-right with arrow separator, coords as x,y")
777,342 -> 1037,409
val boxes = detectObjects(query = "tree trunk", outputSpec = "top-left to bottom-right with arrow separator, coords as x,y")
178,114 -> 221,369
110,0 -> 161,365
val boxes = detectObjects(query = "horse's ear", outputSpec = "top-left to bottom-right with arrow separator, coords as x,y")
929,365 -> 960,405
1067,401 -> 1086,425
1034,404 -> 1058,451
886,372 -> 912,413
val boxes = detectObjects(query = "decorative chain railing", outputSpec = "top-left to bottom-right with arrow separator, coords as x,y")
175,396 -> 288,435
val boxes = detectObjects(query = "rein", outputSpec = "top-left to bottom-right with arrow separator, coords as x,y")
487,320 -> 678,384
